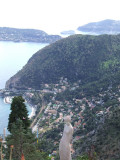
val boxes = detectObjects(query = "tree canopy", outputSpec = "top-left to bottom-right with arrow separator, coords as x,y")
6,34 -> 120,90
6,120 -> 49,160
8,96 -> 30,132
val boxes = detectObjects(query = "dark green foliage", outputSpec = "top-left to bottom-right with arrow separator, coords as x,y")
37,123 -> 64,155
6,120 -> 35,160
94,106 -> 120,159
43,93 -> 54,103
37,138 -> 54,153
73,106 -> 120,160
6,34 -> 120,90
5,33 -> 120,159
75,155 -> 89,160
30,92 -> 42,105
6,120 -> 49,160
8,96 -> 30,132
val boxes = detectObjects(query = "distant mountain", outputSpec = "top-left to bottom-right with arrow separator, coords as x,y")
60,30 -> 75,36
77,19 -> 120,34
5,34 -> 120,90
0,27 -> 61,43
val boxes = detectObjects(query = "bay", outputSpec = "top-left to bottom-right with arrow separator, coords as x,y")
0,41 -> 48,135
0,41 -> 48,89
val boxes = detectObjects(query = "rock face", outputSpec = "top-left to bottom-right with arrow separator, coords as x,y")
5,75 -> 27,90
59,116 -> 73,160
77,19 -> 120,34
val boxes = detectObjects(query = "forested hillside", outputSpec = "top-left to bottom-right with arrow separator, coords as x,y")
6,34 -> 120,90
4,34 -> 120,159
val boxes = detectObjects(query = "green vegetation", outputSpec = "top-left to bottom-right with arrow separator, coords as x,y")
6,120 -> 35,160
101,57 -> 120,71
5,96 -> 50,160
94,106 -> 120,159
8,96 -> 30,132
75,155 -> 89,160
4,34 -> 120,159
6,34 -> 120,90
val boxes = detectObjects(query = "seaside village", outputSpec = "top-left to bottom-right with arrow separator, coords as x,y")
1,77 -> 120,157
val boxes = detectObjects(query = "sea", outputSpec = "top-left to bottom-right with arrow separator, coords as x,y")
0,41 -> 48,134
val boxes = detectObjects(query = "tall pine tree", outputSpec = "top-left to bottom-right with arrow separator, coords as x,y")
8,96 -> 30,132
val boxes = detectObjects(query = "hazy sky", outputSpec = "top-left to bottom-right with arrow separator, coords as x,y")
0,0 -> 120,34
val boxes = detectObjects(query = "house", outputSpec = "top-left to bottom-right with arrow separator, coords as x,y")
96,111 -> 103,116
47,110 -> 57,115
61,86 -> 66,90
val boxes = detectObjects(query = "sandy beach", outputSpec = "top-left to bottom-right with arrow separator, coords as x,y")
29,107 -> 36,119
4,97 -> 36,119
4,96 -> 12,104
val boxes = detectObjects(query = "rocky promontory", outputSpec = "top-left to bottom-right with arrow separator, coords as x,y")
77,19 -> 120,34
0,27 -> 61,43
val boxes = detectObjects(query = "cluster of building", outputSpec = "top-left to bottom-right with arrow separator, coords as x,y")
1,77 -> 120,158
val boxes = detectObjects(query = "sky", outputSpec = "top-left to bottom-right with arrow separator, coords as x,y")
0,0 -> 120,34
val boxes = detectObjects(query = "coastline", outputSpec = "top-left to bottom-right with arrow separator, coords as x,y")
3,96 -> 36,119
29,107 -> 36,119
4,96 -> 12,104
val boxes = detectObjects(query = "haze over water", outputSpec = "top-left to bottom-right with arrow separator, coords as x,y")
0,41 -> 48,134
0,41 -> 48,89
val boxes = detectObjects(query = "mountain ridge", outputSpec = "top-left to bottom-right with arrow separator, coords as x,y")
77,19 -> 120,34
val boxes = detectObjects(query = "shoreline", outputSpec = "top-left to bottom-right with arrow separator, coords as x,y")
4,96 -> 12,104
3,96 -> 36,119
29,107 -> 36,119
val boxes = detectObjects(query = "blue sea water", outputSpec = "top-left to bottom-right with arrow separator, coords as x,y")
0,97 -> 32,134
0,41 -> 48,89
0,97 -> 10,134
0,41 -> 48,134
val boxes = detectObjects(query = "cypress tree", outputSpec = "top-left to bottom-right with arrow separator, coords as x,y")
8,96 -> 30,132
